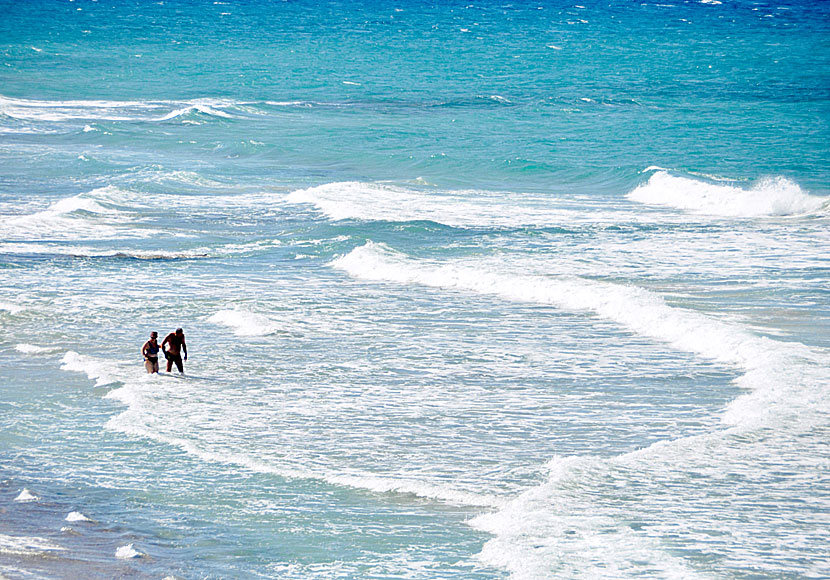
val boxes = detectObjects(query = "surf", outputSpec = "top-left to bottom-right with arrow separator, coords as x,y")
330,241 -> 829,578
629,170 -> 827,217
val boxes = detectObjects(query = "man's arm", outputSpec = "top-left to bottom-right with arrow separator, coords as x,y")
182,337 -> 187,360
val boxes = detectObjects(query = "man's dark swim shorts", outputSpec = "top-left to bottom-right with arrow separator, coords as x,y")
165,351 -> 183,373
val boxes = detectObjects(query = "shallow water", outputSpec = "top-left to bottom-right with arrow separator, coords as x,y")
1,1 -> 829,578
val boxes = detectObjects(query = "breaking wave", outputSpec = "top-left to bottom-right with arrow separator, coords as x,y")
629,171 -> 827,217
287,181 -> 620,228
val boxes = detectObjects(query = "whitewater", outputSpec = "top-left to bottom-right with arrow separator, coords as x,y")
2,1 -> 829,579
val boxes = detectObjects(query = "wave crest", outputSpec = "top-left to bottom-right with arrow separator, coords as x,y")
628,171 -> 826,217
287,181 -> 590,228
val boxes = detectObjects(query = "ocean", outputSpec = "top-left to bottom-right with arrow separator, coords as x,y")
1,1 -> 828,578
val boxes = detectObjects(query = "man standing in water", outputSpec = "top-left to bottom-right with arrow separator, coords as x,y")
162,328 -> 187,374
141,331 -> 160,374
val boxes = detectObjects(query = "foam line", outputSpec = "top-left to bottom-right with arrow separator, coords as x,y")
104,396 -> 501,508
0,534 -> 66,556
60,351 -> 499,508
0,94 -> 237,122
333,242 -> 828,426
332,242 -> 806,374
15,343 -> 59,354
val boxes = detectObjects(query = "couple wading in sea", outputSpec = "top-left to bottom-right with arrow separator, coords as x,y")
141,328 -> 187,374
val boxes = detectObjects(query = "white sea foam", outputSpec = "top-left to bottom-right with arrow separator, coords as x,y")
148,170 -> 226,188
115,544 -> 144,559
65,511 -> 92,522
287,181 -> 613,227
628,171 -> 826,217
0,239 -> 272,260
207,309 -> 281,336
0,95 -> 237,123
265,100 -> 315,107
13,488 -> 39,502
15,343 -> 58,355
0,302 -> 24,314
47,196 -> 111,215
0,188 -> 160,241
2,194 -> 116,239
332,241 -> 826,432
469,453 -> 722,580
331,242 -> 828,578
104,407 -> 501,508
0,95 -> 163,121
60,351 -> 122,387
61,346 -> 499,508
154,103 -> 235,122
0,534 -> 65,556
94,360 -> 500,508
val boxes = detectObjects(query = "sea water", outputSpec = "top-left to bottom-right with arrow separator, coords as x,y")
1,1 -> 828,578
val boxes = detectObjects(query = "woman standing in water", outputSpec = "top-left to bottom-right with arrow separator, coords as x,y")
141,331 -> 160,374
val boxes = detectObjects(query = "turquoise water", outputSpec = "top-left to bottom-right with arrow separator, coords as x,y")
1,1 -> 829,578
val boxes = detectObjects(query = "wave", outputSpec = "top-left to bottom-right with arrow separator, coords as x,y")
0,94 -> 238,123
331,243 -> 809,383
265,100 -> 316,107
332,242 -> 828,578
0,187 -> 160,241
0,243 -> 202,259
0,533 -> 65,556
207,309 -> 282,336
107,386 -> 498,507
115,544 -> 144,559
13,488 -> 39,502
144,170 -> 231,191
628,171 -> 826,217
153,103 -> 236,122
15,343 -> 59,354
60,351 -> 124,387
65,511 -> 92,523
0,239 -> 277,260
0,95 -> 162,121
286,181 -> 610,228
